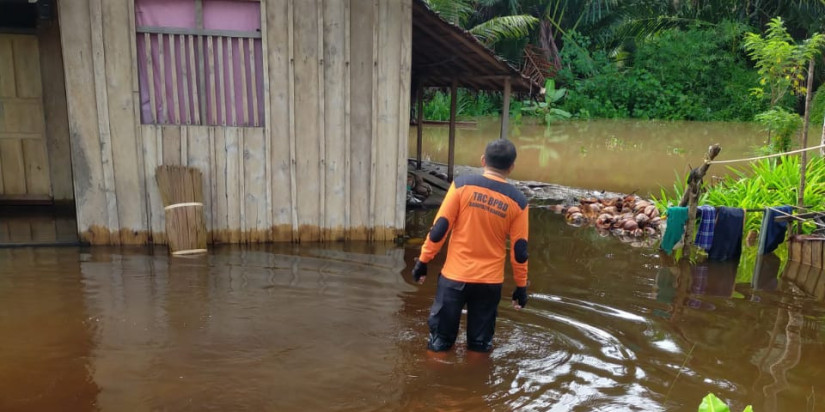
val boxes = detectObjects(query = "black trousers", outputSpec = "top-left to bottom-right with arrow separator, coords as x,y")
427,274 -> 502,352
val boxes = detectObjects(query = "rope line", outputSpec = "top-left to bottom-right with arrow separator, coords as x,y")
707,143 -> 825,164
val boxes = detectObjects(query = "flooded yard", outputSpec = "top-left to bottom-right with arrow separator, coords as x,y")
411,119 -> 769,196
2,208 -> 824,410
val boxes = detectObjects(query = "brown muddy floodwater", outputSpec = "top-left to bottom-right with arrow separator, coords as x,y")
411,119 -> 768,196
3,208 -> 825,411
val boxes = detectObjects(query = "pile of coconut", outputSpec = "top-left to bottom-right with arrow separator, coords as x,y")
547,195 -> 663,237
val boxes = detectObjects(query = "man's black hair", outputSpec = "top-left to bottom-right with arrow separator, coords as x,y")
484,139 -> 517,170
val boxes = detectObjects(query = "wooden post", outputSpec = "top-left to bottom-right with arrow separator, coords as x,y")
683,181 -> 699,256
500,76 -> 511,139
447,79 -> 457,182
799,58 -> 815,234
416,82 -> 423,170
679,144 -> 721,207
679,144 -> 722,256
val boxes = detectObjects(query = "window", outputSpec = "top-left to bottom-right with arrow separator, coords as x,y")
136,0 -> 264,127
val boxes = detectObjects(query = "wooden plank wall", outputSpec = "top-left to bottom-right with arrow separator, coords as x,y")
58,0 -> 411,244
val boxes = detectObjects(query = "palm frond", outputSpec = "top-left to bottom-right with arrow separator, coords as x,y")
470,15 -> 540,45
424,0 -> 475,26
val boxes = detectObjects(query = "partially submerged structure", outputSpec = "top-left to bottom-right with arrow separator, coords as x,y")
0,0 -> 540,245
411,0 -> 541,180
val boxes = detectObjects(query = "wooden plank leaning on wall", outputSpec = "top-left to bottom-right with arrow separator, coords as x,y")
58,0 -> 113,244
322,0 -> 348,242
373,0 -> 404,242
264,0 -> 296,242
348,0 -> 374,241
292,0 -> 322,242
103,0 -> 148,244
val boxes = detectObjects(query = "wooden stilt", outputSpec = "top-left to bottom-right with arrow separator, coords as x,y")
500,77 -> 511,139
447,79 -> 457,182
416,82 -> 423,170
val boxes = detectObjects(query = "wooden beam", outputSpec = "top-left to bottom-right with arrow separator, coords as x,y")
137,26 -> 261,39
447,78 -> 457,182
416,82 -> 423,170
500,76 -> 510,139
195,0 -> 206,123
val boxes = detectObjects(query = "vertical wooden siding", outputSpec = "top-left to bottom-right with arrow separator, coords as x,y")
58,0 -> 411,244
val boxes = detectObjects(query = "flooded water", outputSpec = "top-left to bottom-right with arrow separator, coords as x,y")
410,119 -> 768,196
3,208 -> 825,411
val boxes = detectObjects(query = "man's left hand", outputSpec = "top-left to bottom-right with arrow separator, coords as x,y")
411,259 -> 428,284
512,286 -> 528,310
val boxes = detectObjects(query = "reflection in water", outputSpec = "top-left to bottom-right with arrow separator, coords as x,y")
79,245 -> 411,411
410,119 -> 766,196
1,211 -> 825,410
0,249 -> 98,411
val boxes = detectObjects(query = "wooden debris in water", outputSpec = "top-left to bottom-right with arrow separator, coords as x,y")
155,165 -> 207,256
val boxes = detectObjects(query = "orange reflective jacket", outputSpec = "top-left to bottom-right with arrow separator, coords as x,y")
419,172 -> 529,287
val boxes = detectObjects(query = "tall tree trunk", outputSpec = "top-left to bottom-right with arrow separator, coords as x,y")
539,20 -> 562,73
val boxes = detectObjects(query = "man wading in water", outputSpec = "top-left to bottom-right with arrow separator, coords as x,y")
412,139 -> 529,353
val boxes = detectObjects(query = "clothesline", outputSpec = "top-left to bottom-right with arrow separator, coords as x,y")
706,143 -> 825,165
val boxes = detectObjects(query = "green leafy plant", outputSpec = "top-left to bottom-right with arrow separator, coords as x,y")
520,79 -> 572,123
697,393 -> 752,412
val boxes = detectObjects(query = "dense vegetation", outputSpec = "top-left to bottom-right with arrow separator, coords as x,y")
423,0 -> 825,123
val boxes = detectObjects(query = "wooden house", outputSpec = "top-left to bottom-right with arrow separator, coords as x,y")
0,0 -> 539,245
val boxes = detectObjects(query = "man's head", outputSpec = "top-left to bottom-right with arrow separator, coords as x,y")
482,139 -> 517,173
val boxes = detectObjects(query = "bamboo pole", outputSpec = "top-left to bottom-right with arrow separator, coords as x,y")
447,79 -> 457,182
500,76 -> 511,139
416,82 -> 423,170
800,58 -> 815,234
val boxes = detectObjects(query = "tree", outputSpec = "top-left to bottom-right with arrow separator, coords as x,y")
744,17 -> 825,107
744,17 -> 824,153
424,0 -> 538,47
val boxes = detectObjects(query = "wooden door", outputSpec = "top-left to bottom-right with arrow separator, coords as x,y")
0,34 -> 51,200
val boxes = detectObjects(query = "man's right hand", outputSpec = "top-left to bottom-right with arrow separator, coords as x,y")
411,259 -> 428,284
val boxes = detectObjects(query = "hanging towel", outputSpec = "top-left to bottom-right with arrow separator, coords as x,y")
660,207 -> 689,255
695,205 -> 716,251
708,207 -> 745,262
758,206 -> 792,255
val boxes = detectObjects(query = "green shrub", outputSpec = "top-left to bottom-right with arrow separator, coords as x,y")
754,107 -> 802,153
558,25 -> 772,121
422,89 -> 503,121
